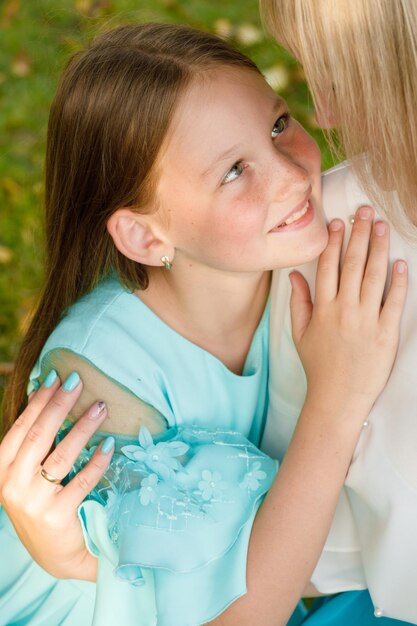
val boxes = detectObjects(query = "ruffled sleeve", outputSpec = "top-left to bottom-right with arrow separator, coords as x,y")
76,426 -> 278,626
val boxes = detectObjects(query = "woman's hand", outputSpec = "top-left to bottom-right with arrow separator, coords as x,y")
211,206 -> 407,626
0,371 -> 114,581
290,205 -> 408,423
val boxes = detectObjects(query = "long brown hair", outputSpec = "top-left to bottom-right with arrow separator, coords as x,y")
260,0 -> 417,235
2,23 -> 259,433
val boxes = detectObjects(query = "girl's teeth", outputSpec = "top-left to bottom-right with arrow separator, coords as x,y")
281,201 -> 309,226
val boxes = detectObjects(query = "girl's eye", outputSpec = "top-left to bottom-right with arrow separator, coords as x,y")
222,161 -> 244,185
272,113 -> 290,138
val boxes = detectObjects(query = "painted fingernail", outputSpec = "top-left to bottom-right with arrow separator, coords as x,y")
63,371 -> 81,392
44,369 -> 58,388
358,206 -> 372,220
396,260 -> 407,274
329,219 -> 343,231
101,436 -> 115,454
89,401 -> 107,420
375,221 -> 386,236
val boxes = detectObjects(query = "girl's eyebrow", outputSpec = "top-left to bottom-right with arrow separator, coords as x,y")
272,95 -> 286,112
202,96 -> 287,179
202,145 -> 241,178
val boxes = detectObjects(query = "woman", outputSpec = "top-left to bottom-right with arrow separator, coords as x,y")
260,0 -> 417,623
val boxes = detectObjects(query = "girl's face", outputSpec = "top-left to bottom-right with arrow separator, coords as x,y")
154,67 -> 328,273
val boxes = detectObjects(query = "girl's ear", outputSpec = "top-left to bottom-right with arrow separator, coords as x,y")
107,208 -> 175,267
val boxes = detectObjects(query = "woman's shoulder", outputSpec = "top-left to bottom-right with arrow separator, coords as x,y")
322,160 -> 355,197
321,160 -> 352,181
322,160 -> 371,221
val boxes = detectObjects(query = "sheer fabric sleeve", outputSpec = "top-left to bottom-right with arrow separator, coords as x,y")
75,425 -> 278,626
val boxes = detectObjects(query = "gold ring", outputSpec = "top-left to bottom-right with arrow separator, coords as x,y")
40,467 -> 61,484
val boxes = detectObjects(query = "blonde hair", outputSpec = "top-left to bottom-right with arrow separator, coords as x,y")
260,0 -> 417,233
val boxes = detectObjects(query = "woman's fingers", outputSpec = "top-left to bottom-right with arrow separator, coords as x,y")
314,219 -> 344,302
0,372 -> 61,470
40,401 -> 108,483
338,206 -> 374,300
360,221 -> 390,309
58,437 -> 115,509
13,372 -> 83,480
380,260 -> 408,329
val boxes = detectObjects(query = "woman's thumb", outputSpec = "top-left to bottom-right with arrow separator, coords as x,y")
289,271 -> 313,344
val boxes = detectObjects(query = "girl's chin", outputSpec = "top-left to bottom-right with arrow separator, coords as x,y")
305,227 -> 329,260
275,227 -> 329,270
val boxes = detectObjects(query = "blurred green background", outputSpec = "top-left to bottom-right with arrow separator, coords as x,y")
0,0 -> 334,405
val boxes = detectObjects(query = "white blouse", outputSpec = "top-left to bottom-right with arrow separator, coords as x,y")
263,161 -> 417,624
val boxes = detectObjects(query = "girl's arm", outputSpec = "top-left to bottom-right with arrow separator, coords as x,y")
210,208 -> 407,625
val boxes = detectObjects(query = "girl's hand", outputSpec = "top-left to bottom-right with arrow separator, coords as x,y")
290,205 -> 407,422
0,371 -> 114,581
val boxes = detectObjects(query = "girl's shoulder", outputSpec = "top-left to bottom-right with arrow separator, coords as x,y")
51,275 -> 131,349
29,275 -> 175,422
39,275 -> 154,360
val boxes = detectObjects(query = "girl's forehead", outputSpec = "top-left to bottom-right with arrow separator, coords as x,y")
156,68 -> 286,176
172,67 -> 283,130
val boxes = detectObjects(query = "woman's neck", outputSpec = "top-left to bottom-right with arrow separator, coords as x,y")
137,264 -> 271,375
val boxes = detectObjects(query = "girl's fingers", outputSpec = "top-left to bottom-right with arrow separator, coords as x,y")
57,437 -> 115,509
39,401 -> 108,484
289,271 -> 313,345
360,221 -> 390,309
0,372 -> 61,470
314,219 -> 344,302
380,260 -> 408,329
338,206 -> 374,301
14,372 -> 83,479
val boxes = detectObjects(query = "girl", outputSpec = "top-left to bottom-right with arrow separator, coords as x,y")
0,22 -> 407,626
260,0 -> 417,623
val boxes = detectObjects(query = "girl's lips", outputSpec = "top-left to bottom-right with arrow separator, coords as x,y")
269,199 -> 314,233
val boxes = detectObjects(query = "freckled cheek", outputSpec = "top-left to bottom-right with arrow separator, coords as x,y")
217,194 -> 267,241
301,137 -> 321,177
291,126 -> 320,169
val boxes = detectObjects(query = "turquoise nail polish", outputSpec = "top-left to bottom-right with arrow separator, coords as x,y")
43,370 -> 58,388
101,436 -> 115,454
63,371 -> 80,392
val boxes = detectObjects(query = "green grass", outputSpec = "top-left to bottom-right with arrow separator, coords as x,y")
0,0 -> 335,405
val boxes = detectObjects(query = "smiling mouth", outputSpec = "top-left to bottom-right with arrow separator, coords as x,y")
269,197 -> 314,233
277,200 -> 309,227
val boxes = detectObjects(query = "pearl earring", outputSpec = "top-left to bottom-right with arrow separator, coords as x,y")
160,255 -> 172,270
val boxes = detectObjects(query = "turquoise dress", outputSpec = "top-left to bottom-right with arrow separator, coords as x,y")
304,593 -> 411,625
0,275 -> 407,625
0,509 -> 95,625
0,276 -> 305,625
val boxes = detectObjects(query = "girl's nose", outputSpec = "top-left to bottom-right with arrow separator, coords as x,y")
268,149 -> 311,203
